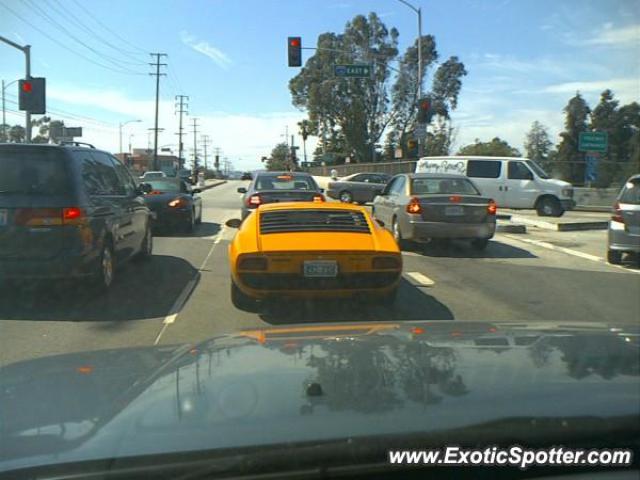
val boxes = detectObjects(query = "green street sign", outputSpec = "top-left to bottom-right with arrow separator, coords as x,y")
334,64 -> 372,78
579,131 -> 608,153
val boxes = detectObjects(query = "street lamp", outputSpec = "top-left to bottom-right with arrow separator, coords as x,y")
119,119 -> 141,155
396,0 -> 423,99
1,79 -> 19,141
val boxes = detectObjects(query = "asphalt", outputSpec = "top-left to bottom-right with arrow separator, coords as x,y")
1,180 -> 638,367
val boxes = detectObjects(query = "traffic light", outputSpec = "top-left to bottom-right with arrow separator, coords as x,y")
417,96 -> 432,124
288,37 -> 302,67
19,78 -> 46,114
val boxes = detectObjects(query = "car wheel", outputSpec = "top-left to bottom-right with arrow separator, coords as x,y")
196,206 -> 203,224
392,218 -> 411,250
471,238 -> 489,251
607,249 -> 623,265
134,225 -> 153,262
94,242 -> 115,290
536,196 -> 564,217
231,281 -> 260,312
185,210 -> 195,233
339,191 -> 353,203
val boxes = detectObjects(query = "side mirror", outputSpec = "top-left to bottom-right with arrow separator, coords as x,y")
319,188 -> 325,193
237,187 -> 247,194
376,219 -> 385,227
139,183 -> 152,194
225,218 -> 242,229
192,188 -> 202,194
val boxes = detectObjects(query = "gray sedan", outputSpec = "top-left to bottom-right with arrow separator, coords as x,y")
327,172 -> 391,204
372,173 -> 497,250
607,174 -> 640,264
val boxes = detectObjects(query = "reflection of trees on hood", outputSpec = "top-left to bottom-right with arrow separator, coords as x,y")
302,337 -> 468,413
547,336 -> 639,380
529,339 -> 554,368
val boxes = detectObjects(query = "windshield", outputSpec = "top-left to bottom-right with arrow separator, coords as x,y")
255,174 -> 316,190
525,160 -> 551,179
411,177 -> 480,195
1,0 -> 638,477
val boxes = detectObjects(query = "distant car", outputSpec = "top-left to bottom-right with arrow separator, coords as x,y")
607,174 -> 640,264
140,171 -> 167,181
142,179 -> 203,233
241,172 -> 253,180
226,201 -> 402,311
372,173 -> 497,250
327,172 -> 392,204
238,171 -> 324,220
0,143 -> 153,290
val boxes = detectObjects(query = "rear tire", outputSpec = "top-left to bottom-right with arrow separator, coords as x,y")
392,218 -> 411,250
536,196 -> 564,217
607,249 -> 623,265
93,242 -> 115,291
339,191 -> 353,203
231,281 -> 260,312
184,210 -> 195,233
471,238 -> 489,251
134,225 -> 153,262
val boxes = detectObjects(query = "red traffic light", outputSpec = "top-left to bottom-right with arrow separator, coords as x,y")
419,99 -> 430,110
22,81 -> 33,93
290,38 -> 301,47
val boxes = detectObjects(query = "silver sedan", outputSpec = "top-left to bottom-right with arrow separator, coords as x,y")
372,173 -> 497,250
607,174 -> 640,264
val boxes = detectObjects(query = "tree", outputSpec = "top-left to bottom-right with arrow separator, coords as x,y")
9,125 -> 26,143
457,137 -> 521,157
422,118 -> 456,157
556,92 -> 590,184
265,143 -> 290,171
0,124 -> 10,142
30,117 -> 66,144
524,121 -> 553,169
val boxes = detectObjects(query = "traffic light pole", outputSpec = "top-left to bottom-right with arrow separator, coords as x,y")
0,36 -> 31,142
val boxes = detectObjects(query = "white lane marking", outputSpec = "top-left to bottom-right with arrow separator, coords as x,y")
502,234 -> 640,274
154,224 -> 228,345
405,271 -> 435,287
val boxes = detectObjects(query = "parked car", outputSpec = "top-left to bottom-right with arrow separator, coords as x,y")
142,179 -> 203,233
238,171 -> 324,220
0,143 -> 153,290
327,172 -> 392,204
607,174 -> 640,264
140,171 -> 167,181
226,201 -> 401,311
415,156 -> 575,217
241,171 -> 253,180
372,173 -> 497,250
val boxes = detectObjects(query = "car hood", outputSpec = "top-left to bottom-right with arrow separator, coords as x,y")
1,321 -> 638,472
545,178 -> 573,189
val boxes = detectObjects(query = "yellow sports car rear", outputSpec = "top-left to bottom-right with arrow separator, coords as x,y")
228,202 -> 402,310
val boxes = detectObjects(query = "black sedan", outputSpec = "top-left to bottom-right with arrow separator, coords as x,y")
142,179 -> 202,232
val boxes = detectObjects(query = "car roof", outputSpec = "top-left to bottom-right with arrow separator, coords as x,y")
346,172 -> 390,176
256,171 -> 312,176
258,201 -> 367,213
419,155 -> 528,161
0,142 -> 111,156
409,173 -> 469,179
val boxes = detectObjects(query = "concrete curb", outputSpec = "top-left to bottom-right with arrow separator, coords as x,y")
509,214 -> 608,232
496,223 -> 527,234
200,180 -> 227,191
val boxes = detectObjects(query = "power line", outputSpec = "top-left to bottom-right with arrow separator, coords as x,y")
0,2 -> 146,76
46,0 -> 148,65
70,0 -> 150,55
21,0 -> 145,74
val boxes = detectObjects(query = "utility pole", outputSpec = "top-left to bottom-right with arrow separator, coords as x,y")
201,134 -> 210,171
191,117 -> 200,173
0,36 -> 32,141
175,95 -> 189,170
1,80 -> 5,141
149,53 -> 167,171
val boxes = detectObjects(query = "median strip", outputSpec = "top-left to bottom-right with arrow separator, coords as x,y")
405,271 -> 435,287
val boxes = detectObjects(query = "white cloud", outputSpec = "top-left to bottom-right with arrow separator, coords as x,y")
471,53 -> 568,77
180,31 -> 232,70
541,78 -> 640,103
586,23 -> 639,46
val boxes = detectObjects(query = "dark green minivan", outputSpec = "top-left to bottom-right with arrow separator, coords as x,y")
0,143 -> 153,290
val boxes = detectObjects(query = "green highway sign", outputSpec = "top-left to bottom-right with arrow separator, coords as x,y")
579,131 -> 608,153
334,64 -> 372,78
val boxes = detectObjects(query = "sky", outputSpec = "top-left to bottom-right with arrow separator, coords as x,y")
1,0 -> 638,170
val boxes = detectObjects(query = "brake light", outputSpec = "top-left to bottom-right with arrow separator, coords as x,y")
168,198 -> 188,208
63,207 -> 83,220
313,194 -> 325,202
247,194 -> 262,208
411,327 -> 425,335
372,256 -> 402,269
487,200 -> 497,215
15,208 -> 85,226
149,191 -> 163,195
449,195 -> 462,203
612,201 -> 624,223
238,255 -> 268,270
406,197 -> 422,214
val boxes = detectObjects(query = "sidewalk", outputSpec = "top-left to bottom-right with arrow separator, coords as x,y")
501,209 -> 610,232
199,179 -> 227,191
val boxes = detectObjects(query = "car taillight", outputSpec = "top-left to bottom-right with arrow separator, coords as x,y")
238,255 -> 268,270
247,194 -> 262,208
14,207 -> 86,226
149,191 -> 164,195
168,198 -> 188,208
313,194 -> 325,202
612,201 -> 624,223
487,199 -> 497,215
372,256 -> 402,270
449,195 -> 462,203
406,197 -> 422,214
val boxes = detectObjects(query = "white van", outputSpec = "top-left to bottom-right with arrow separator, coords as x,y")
415,156 -> 575,216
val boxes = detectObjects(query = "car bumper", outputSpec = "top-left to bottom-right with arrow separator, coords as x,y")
608,222 -> 640,252
0,252 -> 96,280
561,199 -> 576,211
150,208 -> 191,228
234,271 -> 401,300
404,219 -> 496,241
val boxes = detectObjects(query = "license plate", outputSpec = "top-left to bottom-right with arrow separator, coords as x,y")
303,260 -> 338,277
445,206 -> 464,216
0,209 -> 7,226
